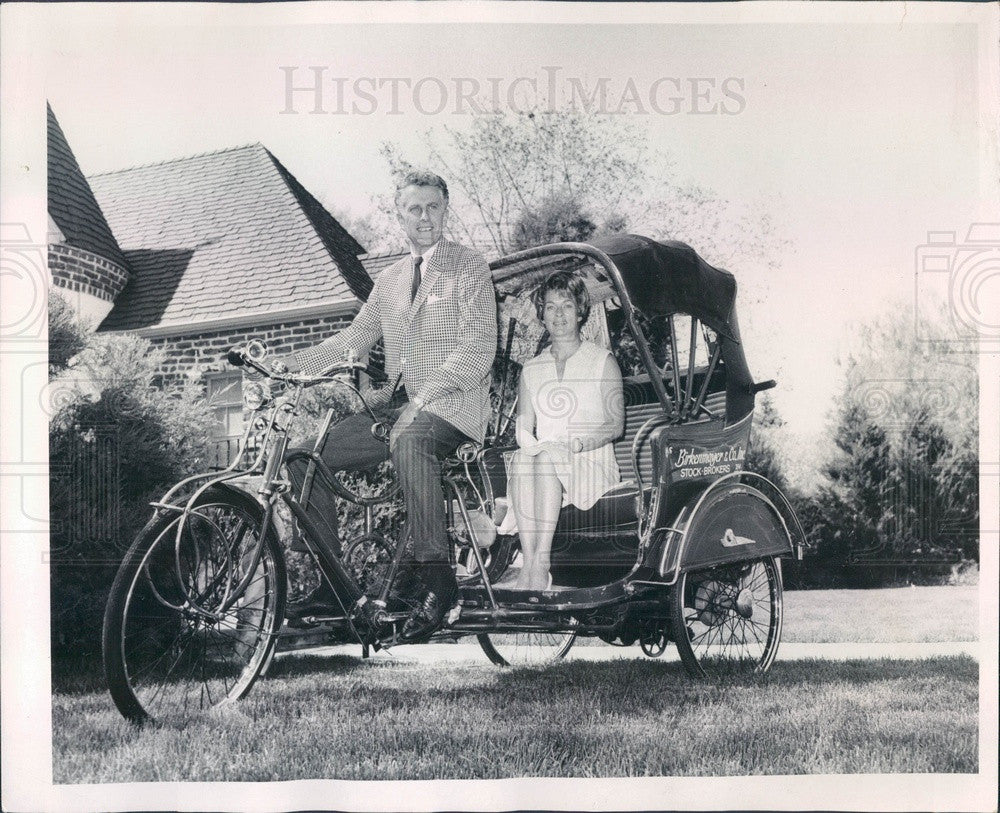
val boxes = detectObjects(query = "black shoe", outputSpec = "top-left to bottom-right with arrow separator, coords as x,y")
399,587 -> 457,642
285,583 -> 341,625
400,562 -> 458,640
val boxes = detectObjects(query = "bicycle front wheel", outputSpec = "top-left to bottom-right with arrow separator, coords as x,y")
102,486 -> 286,724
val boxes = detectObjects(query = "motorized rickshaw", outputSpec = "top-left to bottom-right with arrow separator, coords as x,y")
102,233 -> 804,724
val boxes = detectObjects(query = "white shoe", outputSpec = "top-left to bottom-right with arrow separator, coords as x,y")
495,498 -> 519,535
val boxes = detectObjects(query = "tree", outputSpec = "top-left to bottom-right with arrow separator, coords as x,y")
325,201 -> 404,255
379,111 -> 787,266
744,394 -> 789,493
381,112 -> 639,255
798,304 -> 979,584
510,193 -> 597,251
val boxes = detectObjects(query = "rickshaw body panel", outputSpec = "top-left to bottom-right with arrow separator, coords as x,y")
669,482 -> 797,572
646,411 -> 753,531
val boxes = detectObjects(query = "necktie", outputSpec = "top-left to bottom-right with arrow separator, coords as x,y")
410,255 -> 423,302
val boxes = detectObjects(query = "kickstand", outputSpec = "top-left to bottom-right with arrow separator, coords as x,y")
361,642 -> 370,659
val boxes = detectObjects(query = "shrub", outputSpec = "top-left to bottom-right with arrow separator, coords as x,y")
788,306 -> 978,588
49,327 -> 215,657
48,292 -> 88,374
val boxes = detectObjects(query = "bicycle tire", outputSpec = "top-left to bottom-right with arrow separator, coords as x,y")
102,486 -> 286,724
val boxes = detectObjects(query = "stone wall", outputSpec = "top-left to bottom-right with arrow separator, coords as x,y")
146,312 -> 359,385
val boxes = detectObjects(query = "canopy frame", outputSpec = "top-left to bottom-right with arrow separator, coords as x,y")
490,241 -> 674,413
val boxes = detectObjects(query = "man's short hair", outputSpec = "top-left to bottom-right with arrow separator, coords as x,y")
395,170 -> 449,205
532,269 -> 591,326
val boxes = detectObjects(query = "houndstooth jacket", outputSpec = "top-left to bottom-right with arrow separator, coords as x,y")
294,239 -> 498,442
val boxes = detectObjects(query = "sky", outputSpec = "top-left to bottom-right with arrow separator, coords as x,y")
28,7 -> 1000,450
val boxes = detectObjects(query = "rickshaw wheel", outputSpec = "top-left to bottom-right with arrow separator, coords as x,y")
670,556 -> 783,678
639,620 -> 669,658
102,487 -> 286,724
477,623 -> 577,667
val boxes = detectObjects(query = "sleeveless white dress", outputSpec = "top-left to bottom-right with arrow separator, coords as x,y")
521,340 -> 621,511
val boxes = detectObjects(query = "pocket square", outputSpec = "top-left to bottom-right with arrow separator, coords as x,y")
426,293 -> 446,305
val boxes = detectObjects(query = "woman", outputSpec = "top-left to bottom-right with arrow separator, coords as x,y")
509,270 -> 624,590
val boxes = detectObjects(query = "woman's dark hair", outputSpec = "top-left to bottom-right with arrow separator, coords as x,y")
532,269 -> 591,326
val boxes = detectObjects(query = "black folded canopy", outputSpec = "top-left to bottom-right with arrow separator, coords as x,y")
491,234 -> 738,340
590,234 -> 737,339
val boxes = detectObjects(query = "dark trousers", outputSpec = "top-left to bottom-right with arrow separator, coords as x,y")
392,410 -> 470,564
286,409 -> 470,565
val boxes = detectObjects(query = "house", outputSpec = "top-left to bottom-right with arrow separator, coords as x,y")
47,103 -> 407,447
47,103 -> 131,326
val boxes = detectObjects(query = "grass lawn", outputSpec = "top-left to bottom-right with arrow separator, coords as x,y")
53,655 -> 978,782
532,583 -> 979,647
51,585 -> 980,783
782,584 -> 978,643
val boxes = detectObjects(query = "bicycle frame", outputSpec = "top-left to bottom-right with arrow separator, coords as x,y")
141,356 -> 386,632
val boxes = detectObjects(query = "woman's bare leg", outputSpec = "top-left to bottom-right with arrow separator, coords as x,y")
509,450 -> 563,590
510,451 -> 538,589
527,451 -> 562,589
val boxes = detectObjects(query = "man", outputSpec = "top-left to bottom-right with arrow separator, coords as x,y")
278,171 -> 497,641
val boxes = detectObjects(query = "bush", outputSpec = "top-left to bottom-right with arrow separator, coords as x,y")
48,292 -> 88,374
788,306 -> 978,588
49,327 -> 215,657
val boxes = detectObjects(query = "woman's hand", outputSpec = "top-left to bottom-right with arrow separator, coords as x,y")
521,440 -> 570,458
569,436 -> 604,454
565,354 -> 625,455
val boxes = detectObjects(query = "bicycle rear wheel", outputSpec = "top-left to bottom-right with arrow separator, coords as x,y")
102,486 -> 286,724
670,556 -> 783,678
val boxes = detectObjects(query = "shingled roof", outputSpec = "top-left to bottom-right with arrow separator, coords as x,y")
360,249 -> 409,284
47,103 -> 129,271
90,143 -> 370,332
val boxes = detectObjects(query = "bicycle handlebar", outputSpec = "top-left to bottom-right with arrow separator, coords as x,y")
226,347 -> 388,387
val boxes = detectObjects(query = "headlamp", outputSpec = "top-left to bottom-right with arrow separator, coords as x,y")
242,380 -> 272,411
